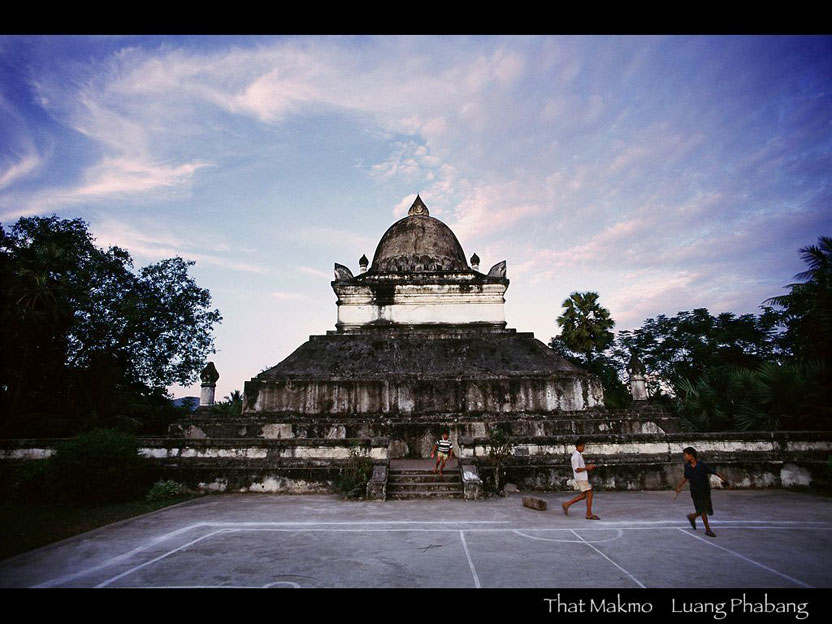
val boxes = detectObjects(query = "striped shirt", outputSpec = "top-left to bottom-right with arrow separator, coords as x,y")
437,438 -> 453,454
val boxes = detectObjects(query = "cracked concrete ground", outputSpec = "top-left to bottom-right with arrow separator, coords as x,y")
1,489 -> 830,589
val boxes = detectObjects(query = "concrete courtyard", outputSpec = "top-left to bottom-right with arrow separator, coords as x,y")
1,489 -> 830,590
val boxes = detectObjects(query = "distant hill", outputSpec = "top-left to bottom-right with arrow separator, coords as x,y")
172,396 -> 199,411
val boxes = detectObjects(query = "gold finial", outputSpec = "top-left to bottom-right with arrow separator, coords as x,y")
408,194 -> 429,217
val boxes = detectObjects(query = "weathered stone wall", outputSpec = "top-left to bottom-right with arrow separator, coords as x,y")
244,330 -> 605,415
0,438 -> 388,495
471,431 -> 832,492
247,377 -> 603,415
334,281 -> 509,328
2,430 -> 829,495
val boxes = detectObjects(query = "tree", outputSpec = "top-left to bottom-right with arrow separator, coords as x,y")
674,361 -> 829,432
551,292 -> 629,408
0,216 -> 222,435
613,308 -> 781,396
766,235 -> 832,366
214,389 -> 243,417
555,291 -> 614,366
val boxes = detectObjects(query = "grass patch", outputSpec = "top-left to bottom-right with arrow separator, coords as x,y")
0,494 -> 198,561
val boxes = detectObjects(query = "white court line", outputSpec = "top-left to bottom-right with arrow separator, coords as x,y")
127,582 -> 300,588
676,527 -> 813,588
35,521 -> 828,588
459,531 -> 481,589
97,526 -> 493,588
187,520 -> 512,526
96,529 -> 233,588
33,522 -> 218,588
586,519 -> 832,526
512,529 -> 625,543
570,529 -> 646,589
546,525 -> 832,531
32,520 -> 508,588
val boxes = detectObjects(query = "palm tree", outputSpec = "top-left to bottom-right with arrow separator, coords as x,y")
215,389 -> 243,416
766,235 -> 831,365
556,291 -> 615,366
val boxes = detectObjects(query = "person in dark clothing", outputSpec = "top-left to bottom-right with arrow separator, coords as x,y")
674,446 -> 730,537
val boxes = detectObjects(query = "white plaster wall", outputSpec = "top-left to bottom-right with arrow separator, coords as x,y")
261,424 -> 294,439
281,446 -> 386,460
243,477 -> 328,494
780,463 -> 813,487
198,478 -> 228,492
338,302 -> 506,326
0,448 -> 54,459
179,447 -> 268,459
785,441 -> 831,452
673,440 -> 776,454
335,283 -> 507,327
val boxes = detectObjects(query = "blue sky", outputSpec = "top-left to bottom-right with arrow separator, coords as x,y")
1,35 -> 830,400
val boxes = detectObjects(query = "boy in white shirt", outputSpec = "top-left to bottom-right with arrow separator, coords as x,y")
561,439 -> 599,519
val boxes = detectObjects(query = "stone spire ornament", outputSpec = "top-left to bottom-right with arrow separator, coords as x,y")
199,362 -> 219,407
470,253 -> 480,271
408,194 -> 429,217
627,353 -> 648,402
359,254 -> 369,273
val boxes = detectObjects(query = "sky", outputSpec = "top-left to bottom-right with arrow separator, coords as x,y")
1,35 -> 830,400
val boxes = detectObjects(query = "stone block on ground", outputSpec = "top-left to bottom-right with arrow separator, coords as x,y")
522,496 -> 547,511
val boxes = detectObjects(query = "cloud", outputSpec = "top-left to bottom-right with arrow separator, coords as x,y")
298,266 -> 330,279
371,141 -> 440,183
292,225 -> 376,255
0,152 -> 41,191
272,291 -> 310,301
74,157 -> 211,198
3,36 -> 828,346
0,92 -> 47,191
92,218 -> 268,274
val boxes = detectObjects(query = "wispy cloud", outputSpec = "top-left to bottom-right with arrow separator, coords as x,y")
272,291 -> 310,301
298,266 -> 330,279
292,225 -> 376,256
0,152 -> 41,191
1,35 -> 828,398
0,92 -> 47,192
92,218 -> 268,274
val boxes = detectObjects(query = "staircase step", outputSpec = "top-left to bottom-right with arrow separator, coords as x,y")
388,475 -> 461,483
385,465 -> 464,500
387,482 -> 462,491
388,490 -> 464,499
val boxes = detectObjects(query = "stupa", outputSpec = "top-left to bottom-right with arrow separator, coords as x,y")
242,196 -> 603,433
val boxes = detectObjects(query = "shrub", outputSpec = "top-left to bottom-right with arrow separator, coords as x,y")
3,460 -> 56,504
337,445 -> 373,499
485,427 -> 514,495
49,429 -> 149,504
146,480 -> 186,501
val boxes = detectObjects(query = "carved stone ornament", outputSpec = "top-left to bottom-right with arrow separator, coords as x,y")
334,263 -> 355,281
628,353 -> 645,375
200,361 -> 219,385
487,260 -> 507,278
408,195 -> 429,217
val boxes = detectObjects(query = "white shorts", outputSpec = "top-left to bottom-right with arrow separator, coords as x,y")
575,480 -> 592,492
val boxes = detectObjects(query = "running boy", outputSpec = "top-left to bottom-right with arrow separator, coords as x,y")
431,431 -> 454,478
674,446 -> 730,537
562,439 -> 599,520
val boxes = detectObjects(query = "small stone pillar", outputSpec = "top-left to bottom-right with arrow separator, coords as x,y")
359,254 -> 369,273
628,353 -> 648,402
470,253 -> 480,271
199,361 -> 220,407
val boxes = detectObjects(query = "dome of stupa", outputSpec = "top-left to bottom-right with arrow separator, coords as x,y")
369,196 -> 468,274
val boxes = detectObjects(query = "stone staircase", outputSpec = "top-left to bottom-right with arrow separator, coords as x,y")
386,460 -> 464,499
